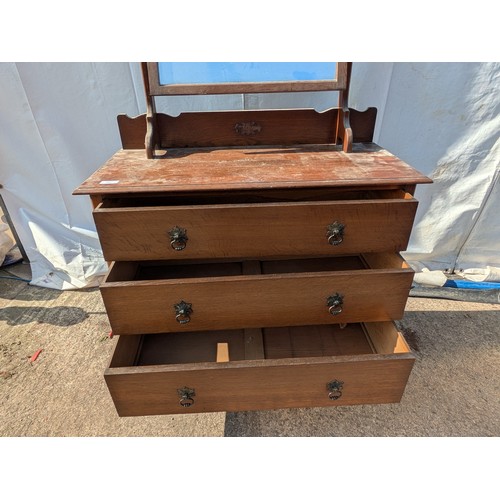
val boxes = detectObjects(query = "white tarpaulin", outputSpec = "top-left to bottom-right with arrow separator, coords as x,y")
0,62 -> 499,289
373,63 -> 500,273
0,63 -> 144,289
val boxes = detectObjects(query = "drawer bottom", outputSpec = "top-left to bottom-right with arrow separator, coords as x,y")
105,323 -> 415,416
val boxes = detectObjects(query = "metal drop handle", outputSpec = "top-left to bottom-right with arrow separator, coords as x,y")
327,380 -> 344,400
327,293 -> 344,316
174,300 -> 193,324
177,387 -> 195,407
168,226 -> 188,251
327,222 -> 345,246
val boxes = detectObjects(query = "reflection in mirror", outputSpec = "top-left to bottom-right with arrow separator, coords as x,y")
158,62 -> 338,85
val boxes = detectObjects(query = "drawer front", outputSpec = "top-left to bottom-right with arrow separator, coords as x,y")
101,260 -> 414,335
93,198 -> 418,261
105,342 -> 415,417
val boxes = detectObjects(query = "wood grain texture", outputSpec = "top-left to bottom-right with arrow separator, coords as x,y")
105,324 -> 415,416
100,256 -> 414,334
157,109 -> 338,148
263,324 -> 375,358
244,328 -> 265,360
364,322 -> 412,354
116,108 -> 377,150
117,114 -> 147,149
105,261 -> 139,282
73,143 -> 432,196
137,330 -> 247,365
95,187 -> 409,206
361,252 -> 411,270
216,343 -> 229,363
141,62 -> 158,159
90,195 -> 102,210
336,62 -> 353,152
147,79 -> 349,96
93,197 -> 418,261
107,335 -> 142,368
349,107 -> 377,143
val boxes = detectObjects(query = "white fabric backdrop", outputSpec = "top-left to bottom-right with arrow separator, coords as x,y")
375,63 -> 500,273
0,62 -> 498,289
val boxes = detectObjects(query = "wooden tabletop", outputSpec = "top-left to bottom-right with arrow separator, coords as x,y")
74,143 -> 432,196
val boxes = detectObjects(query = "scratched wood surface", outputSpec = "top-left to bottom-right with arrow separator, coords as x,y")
74,143 -> 431,196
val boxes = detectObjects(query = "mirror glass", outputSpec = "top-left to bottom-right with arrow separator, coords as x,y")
158,62 -> 337,85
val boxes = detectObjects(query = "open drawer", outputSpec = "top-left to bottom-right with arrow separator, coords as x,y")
105,321 -> 415,416
100,253 -> 414,334
93,190 -> 418,261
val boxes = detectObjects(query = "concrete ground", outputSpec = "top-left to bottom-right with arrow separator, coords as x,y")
1,261 -> 499,437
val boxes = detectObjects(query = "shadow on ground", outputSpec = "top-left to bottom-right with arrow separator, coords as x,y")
223,308 -> 500,437
0,306 -> 90,326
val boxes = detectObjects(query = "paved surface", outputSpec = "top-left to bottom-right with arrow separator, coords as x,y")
1,262 -> 499,437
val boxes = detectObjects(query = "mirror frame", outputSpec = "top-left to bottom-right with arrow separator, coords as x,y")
146,62 -> 349,95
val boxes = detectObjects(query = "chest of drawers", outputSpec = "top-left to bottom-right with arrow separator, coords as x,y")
75,134 -> 431,416
74,61 -> 431,416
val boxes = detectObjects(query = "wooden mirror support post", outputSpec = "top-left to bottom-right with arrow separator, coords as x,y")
336,62 -> 353,153
141,62 -> 159,159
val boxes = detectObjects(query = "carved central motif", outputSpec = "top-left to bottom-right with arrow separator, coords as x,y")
234,122 -> 262,136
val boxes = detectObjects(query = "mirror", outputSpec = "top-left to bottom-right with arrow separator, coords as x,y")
147,62 -> 347,95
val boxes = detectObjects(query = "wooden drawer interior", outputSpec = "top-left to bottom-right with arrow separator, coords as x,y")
109,322 -> 411,369
105,253 -> 409,283
97,188 -> 414,208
